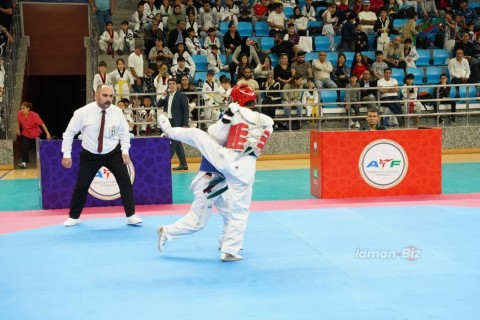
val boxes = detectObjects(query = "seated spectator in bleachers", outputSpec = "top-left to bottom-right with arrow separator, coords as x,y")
171,57 -> 192,82
291,51 -> 312,84
207,44 -> 229,73
178,74 -> 199,127
155,62 -> 173,103
268,3 -> 288,36
420,0 -> 440,18
117,98 -> 135,134
351,51 -> 370,79
400,12 -> 419,45
99,21 -> 122,56
377,68 -> 405,127
263,32 -> 295,62
130,2 -> 147,38
358,1 -> 377,34
382,0 -> 399,21
253,0 -> 269,26
145,20 -> 164,54
353,0 -> 365,15
235,53 -> 252,82
0,26 -> 13,58
185,12 -> 200,36
274,53 -> 293,88
108,58 -> 134,101
237,67 -> 260,97
302,77 -> 319,121
301,0 -> 316,21
202,70 -> 220,125
118,20 -> 135,55
433,73 -> 456,125
168,19 -> 187,53
283,24 -> 302,59
238,0 -> 253,22
359,69 -> 378,108
345,74 -> 362,129
173,43 -> 196,74
402,38 -> 419,68
442,10 -> 457,56
374,8 -> 394,52
223,22 -> 242,63
448,48 -> 476,93
138,96 -> 156,135
255,55 -> 274,88
149,37 -> 174,65
143,63 -> 156,103
454,32 -> 479,67
337,0 -> 350,15
342,13 -> 357,52
332,52 -> 351,90
401,73 -> 424,125
282,74 -> 305,130
198,0 -> 222,43
223,0 -> 240,25
455,0 -> 479,30
261,72 -> 281,120
371,50 -> 388,80
167,5 -> 186,33
185,27 -> 207,55
92,61 -> 112,94
212,0 -> 224,19
290,7 -> 309,36
160,0 -> 173,25
229,37 -> 260,82
204,27 -> 221,53
355,23 -> 369,52
312,51 -> 338,89
384,36 -> 407,70
144,0 -> 160,26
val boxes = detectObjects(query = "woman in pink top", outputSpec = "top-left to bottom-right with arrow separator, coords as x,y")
16,102 -> 51,169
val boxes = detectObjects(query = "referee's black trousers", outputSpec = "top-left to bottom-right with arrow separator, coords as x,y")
69,145 -> 135,219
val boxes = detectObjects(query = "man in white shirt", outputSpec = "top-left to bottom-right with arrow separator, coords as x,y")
267,3 -> 288,36
128,43 -> 145,94
61,84 -> 142,227
311,51 -> 338,89
377,68 -> 405,127
358,1 -> 377,34
448,48 -> 475,96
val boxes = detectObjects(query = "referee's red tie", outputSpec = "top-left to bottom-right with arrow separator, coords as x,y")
97,110 -> 106,153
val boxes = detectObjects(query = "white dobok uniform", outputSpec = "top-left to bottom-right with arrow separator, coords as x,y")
119,29 -> 135,53
99,30 -> 122,53
159,105 -> 274,256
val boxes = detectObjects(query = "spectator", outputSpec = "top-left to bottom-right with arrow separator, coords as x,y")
149,37 -> 174,65
223,22 -> 242,63
384,36 -> 407,71
185,12 -> 199,36
377,68 -> 405,127
359,69 -> 378,108
358,1 -> 377,34
89,0 -> 113,34
253,0 -> 269,26
108,58 -> 134,101
212,0 -> 224,19
345,74 -> 362,128
382,0 -> 399,20
302,0 -> 316,21
400,12 -> 419,45
283,23 -> 301,59
238,0 -> 253,22
302,77 -> 319,121
173,43 -> 196,74
453,32 -> 479,66
332,52 -> 351,89
321,4 -> 338,51
255,55 -> 274,88
351,51 -> 370,79
207,44 -> 229,73
360,107 -> 386,130
118,20 -> 135,55
185,27 -> 206,55
282,74 -> 304,130
223,0 -> 240,25
448,48 -> 476,94
201,70 -> 220,124
168,19 -> 187,53
166,5 -> 186,32
442,10 -> 457,56
341,13 -> 357,52
355,23 -> 369,52
129,44 -> 145,94
144,19 -> 164,54
290,7 -> 309,36
274,53 -> 293,88
291,51 -> 313,84
170,57 -> 192,83
198,0 -> 222,43
160,0 -> 173,25
237,67 -> 260,94
99,21 -> 122,56
263,32 -> 295,62
402,38 -> 419,68
178,74 -> 199,127
401,73 -> 424,126
235,53 -> 251,83
92,61 -> 112,93
130,2 -> 147,38
420,0 -> 439,18
433,73 -> 456,125
454,0 -> 478,30
374,8 -> 393,52
0,26 -> 14,58
154,62 -> 172,102
261,72 -> 281,120
229,36 -> 260,82
267,3 -> 288,36
312,51 -> 337,89
371,50 -> 388,80
204,27 -> 221,53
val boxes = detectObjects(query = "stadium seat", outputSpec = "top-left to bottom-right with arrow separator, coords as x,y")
344,51 -> 354,66
393,19 -> 408,29
284,7 -> 294,18
458,86 -> 477,101
192,55 -> 208,72
415,49 -> 431,66
237,22 -> 253,37
367,34 -> 376,50
194,71 -> 207,86
391,68 -> 405,84
219,54 -> 227,64
260,36 -> 274,50
307,21 -> 322,29
220,21 -> 229,34
305,51 -> 318,62
269,54 -> 279,66
325,51 -> 338,63
255,21 -> 269,37
406,67 -> 425,84
432,49 -> 450,65
361,51 -> 375,61
314,36 -> 330,51
320,90 -> 338,108
425,66 -> 444,84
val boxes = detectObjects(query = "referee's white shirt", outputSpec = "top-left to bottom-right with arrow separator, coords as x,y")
62,102 -> 131,158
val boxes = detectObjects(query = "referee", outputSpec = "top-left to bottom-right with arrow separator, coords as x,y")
61,84 -> 142,227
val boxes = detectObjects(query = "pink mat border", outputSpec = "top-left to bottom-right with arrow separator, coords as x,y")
2,193 -> 480,235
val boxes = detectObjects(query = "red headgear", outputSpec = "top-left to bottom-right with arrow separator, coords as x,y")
230,83 -> 256,107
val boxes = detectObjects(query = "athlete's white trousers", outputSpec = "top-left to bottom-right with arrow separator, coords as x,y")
166,127 -> 256,255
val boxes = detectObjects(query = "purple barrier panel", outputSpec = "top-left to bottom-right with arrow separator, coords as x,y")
37,138 -> 172,209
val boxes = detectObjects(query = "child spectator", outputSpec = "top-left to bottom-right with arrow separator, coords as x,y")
207,45 -> 229,73
144,0 -> 160,26
92,61 -> 112,93
301,0 -> 316,21
154,63 -> 172,103
204,27 -> 221,53
143,63 -> 157,104
355,23 -> 369,52
185,12 -> 200,36
371,50 -> 388,80
238,0 -> 253,22
160,0 -> 173,25
223,0 -> 239,25
119,20 -> 135,54
99,21 -> 122,56
173,43 -> 196,75
185,27 -> 207,55
302,77 -> 319,119
171,56 -> 192,82
138,96 -> 156,135
345,74 -> 362,128
130,2 -> 147,38
108,58 -> 134,100
401,73 -> 424,125
202,70 -> 220,125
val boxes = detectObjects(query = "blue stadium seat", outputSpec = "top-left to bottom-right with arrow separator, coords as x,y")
314,36 -> 330,51
219,54 -> 227,64
325,51 -> 338,63
260,36 -> 274,50
307,21 -> 322,29
432,49 -> 449,65
415,49 -> 431,66
344,52 -> 354,66
458,86 -> 477,101
269,54 -> 279,66
305,51 -> 318,62
237,22 -> 253,37
284,7 -> 294,18
393,19 -> 409,29
391,68 -> 405,84
216,71 -> 230,81
255,21 -> 269,37
220,21 -> 229,34
425,66 -> 444,84
399,4 -> 414,10
367,34 -> 376,50
361,51 -> 375,62
192,55 -> 208,72
406,67 -> 425,84
320,90 -> 338,108
194,71 -> 207,86
316,6 -> 326,16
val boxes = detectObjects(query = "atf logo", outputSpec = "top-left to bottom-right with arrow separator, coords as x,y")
359,139 -> 408,189
88,162 -> 136,200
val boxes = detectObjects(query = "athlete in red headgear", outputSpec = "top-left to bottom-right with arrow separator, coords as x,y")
157,84 -> 273,262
